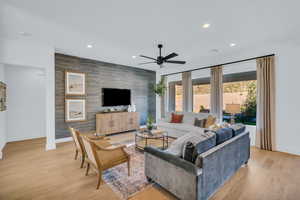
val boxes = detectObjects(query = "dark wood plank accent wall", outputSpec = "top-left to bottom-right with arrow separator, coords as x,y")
55,53 -> 156,139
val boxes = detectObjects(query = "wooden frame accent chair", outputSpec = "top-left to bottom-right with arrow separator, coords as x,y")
69,127 -> 86,168
81,136 -> 130,189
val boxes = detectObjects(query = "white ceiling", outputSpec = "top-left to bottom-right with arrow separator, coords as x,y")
1,0 -> 300,71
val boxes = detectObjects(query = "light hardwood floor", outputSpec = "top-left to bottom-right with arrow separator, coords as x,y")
1,133 -> 300,200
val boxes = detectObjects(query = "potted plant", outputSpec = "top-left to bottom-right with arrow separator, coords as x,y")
152,77 -> 166,97
146,115 -> 155,132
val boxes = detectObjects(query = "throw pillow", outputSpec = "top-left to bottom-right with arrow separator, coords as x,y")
170,113 -> 184,123
183,141 -> 195,162
194,118 -> 206,128
205,115 -> 216,128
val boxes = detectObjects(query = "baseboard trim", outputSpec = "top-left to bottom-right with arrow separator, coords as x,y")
0,143 -> 5,160
46,142 -> 56,151
55,137 -> 73,144
7,136 -> 46,143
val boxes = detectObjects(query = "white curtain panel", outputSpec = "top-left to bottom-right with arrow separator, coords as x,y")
210,66 -> 223,122
161,75 -> 168,118
182,72 -> 193,112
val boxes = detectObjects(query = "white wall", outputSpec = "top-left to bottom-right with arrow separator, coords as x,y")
5,65 -> 46,142
0,38 -> 56,150
158,42 -> 300,156
0,63 -> 7,159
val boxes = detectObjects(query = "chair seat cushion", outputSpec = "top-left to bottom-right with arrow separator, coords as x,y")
97,148 -> 128,169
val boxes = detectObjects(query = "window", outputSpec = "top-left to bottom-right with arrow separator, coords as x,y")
192,69 -> 211,113
175,84 -> 183,112
193,84 -> 210,113
223,80 -> 257,125
166,73 -> 182,112
222,61 -> 257,125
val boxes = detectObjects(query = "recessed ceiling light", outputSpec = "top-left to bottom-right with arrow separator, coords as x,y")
19,31 -> 31,36
230,43 -> 236,47
132,55 -> 137,59
87,44 -> 93,48
202,23 -> 210,28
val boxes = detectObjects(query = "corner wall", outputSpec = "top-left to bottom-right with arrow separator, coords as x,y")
0,63 -> 7,159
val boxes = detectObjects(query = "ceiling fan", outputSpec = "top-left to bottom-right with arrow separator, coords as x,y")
139,44 -> 186,67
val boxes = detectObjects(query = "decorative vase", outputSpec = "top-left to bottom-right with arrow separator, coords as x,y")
131,103 -> 136,112
127,105 -> 132,112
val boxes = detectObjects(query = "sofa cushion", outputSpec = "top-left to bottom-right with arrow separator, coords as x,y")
158,120 -> 205,134
214,128 -> 233,144
230,123 -> 246,136
165,112 -> 214,125
158,121 -> 192,133
170,113 -> 184,123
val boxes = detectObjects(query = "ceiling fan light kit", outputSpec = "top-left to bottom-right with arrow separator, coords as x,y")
139,44 -> 186,67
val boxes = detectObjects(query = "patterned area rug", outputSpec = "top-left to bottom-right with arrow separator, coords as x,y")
102,145 -> 150,199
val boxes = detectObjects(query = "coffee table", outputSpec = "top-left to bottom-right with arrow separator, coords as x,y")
135,128 -> 169,150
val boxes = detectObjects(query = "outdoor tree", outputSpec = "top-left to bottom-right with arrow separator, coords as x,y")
242,81 -> 257,117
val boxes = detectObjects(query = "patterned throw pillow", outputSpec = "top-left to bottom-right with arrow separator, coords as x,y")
170,113 -> 184,123
194,118 -> 206,128
183,141 -> 195,162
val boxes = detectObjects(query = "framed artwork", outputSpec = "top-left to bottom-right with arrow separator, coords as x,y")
65,99 -> 86,122
0,81 -> 7,112
65,71 -> 86,96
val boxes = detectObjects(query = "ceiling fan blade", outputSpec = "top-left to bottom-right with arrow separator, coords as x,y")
138,61 -> 156,65
163,52 -> 178,60
140,55 -> 157,61
165,60 -> 186,64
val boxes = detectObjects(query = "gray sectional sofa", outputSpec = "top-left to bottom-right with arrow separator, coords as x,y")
144,130 -> 250,200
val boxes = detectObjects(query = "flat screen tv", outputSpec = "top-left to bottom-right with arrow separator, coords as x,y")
102,88 -> 131,107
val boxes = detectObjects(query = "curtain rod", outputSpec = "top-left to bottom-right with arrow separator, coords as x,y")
163,54 -> 275,76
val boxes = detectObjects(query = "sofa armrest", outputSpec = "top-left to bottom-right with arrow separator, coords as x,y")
197,131 -> 250,200
144,146 -> 202,175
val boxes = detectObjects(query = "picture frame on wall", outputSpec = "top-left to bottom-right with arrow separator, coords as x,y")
65,99 -> 86,122
65,71 -> 86,96
0,81 -> 7,112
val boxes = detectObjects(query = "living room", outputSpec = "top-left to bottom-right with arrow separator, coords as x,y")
1,1 -> 300,200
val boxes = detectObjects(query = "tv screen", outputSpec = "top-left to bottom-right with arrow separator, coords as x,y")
102,88 -> 131,106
